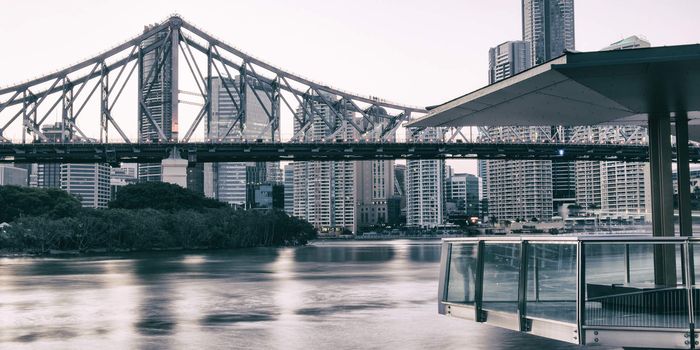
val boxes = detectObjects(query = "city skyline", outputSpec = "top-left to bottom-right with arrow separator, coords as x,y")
1,1 -> 699,173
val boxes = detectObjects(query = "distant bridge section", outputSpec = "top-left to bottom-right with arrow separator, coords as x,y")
2,141 -> 698,164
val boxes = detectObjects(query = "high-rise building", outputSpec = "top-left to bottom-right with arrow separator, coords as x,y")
483,34 -> 553,222
204,76 -> 280,206
283,163 -> 294,215
552,126 -> 576,216
292,93 -> 358,234
522,0 -> 576,216
477,159 -> 489,219
355,107 -> 395,231
0,165 -> 28,186
522,0 -> 575,65
485,128 -> 553,221
573,126 -> 650,221
406,128 -> 445,228
488,41 -> 531,84
574,140 -> 602,210
138,25 -> 177,182
61,163 -> 111,208
394,163 -> 407,224
570,37 -> 654,220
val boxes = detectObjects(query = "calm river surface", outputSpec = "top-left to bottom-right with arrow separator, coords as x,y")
0,240 -> 616,349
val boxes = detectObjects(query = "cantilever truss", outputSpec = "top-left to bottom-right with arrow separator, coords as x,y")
0,16 -> 425,145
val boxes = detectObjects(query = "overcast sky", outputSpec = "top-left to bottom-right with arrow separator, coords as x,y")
1,0 -> 699,174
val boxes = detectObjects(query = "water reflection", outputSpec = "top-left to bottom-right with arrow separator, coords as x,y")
132,258 -> 178,339
0,241 -> 613,349
409,242 -> 442,262
294,243 -> 395,263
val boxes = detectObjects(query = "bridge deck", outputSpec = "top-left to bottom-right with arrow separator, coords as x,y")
1,141 -> 696,164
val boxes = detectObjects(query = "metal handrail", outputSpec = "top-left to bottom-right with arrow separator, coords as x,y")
439,235 -> 700,348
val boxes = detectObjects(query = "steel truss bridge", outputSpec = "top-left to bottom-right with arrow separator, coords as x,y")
0,15 -> 679,163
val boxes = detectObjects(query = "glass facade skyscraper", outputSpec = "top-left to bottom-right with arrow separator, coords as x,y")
204,76 -> 280,207
138,26 -> 177,182
522,0 -> 575,65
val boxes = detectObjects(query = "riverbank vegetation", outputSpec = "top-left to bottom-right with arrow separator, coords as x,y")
0,184 -> 316,254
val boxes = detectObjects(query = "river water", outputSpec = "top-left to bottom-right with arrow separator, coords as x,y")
0,240 -> 615,349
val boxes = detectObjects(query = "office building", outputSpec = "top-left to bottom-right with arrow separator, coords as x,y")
0,165 -> 28,186
247,183 -> 284,210
406,128 -> 445,228
35,122 -> 64,188
61,163 -> 111,208
203,76 -> 280,206
522,0 -> 575,65
138,25 -> 177,182
446,173 -> 480,218
355,107 -> 395,231
110,165 -> 138,200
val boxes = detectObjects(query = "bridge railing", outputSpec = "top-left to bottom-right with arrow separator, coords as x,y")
439,235 -> 700,349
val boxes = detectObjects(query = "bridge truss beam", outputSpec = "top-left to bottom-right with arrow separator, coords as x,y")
0,16 -> 422,146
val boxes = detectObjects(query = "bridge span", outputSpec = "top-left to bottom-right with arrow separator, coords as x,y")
1,141 -> 698,164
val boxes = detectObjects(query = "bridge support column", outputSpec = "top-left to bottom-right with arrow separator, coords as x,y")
648,111 -> 676,286
162,147 -> 188,188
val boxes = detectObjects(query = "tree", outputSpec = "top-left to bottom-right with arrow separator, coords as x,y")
0,186 -> 81,223
109,182 -> 226,211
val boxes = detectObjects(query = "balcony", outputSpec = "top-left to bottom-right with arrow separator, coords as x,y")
438,235 -> 700,349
